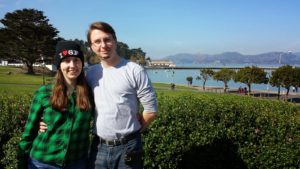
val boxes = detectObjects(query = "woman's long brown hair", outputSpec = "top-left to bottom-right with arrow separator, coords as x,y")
51,69 -> 92,112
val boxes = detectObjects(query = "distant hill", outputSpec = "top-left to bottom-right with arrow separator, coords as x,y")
294,52 -> 300,57
164,52 -> 300,66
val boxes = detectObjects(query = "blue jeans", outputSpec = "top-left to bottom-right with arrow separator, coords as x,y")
28,157 -> 87,169
88,134 -> 143,169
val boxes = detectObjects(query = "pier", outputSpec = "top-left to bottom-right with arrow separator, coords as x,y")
145,66 -> 279,71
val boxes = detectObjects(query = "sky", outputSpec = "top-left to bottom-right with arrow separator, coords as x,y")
1,0 -> 300,59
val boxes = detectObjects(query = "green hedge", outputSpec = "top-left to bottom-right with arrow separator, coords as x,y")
0,91 -> 32,169
0,92 -> 299,169
143,93 -> 300,169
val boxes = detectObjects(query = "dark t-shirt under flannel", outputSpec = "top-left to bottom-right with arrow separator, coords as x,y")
18,84 -> 92,167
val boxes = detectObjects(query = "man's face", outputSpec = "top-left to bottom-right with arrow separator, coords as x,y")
90,29 -> 117,60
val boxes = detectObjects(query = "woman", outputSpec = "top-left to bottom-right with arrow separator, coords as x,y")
18,41 -> 93,169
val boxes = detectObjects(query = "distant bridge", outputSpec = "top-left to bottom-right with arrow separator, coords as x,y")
145,66 -> 279,71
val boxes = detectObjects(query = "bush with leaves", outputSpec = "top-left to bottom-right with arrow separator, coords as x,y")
1,91 -> 300,169
0,92 -> 32,168
143,93 -> 300,169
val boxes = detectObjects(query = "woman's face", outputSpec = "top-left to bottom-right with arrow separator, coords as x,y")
60,57 -> 82,84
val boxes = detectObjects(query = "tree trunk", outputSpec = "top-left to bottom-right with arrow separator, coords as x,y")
285,87 -> 290,101
203,81 -> 206,90
26,62 -> 35,74
248,84 -> 251,96
277,86 -> 281,100
224,82 -> 228,93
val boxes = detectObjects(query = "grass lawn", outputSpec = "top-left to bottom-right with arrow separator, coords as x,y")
0,73 -> 52,85
0,66 -> 53,94
0,66 -> 23,73
0,84 -> 40,94
153,82 -> 198,91
0,66 -> 53,85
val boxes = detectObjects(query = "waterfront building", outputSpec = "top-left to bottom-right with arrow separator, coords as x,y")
148,59 -> 176,67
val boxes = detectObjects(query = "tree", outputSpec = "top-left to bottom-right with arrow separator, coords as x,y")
117,42 -> 131,60
186,76 -> 193,86
269,69 -> 282,100
291,67 -> 300,92
269,65 -> 294,100
0,29 -> 11,59
198,68 -> 214,90
0,9 -> 60,74
117,42 -> 147,65
196,76 -> 201,85
213,68 -> 235,92
130,48 -> 146,65
234,66 -> 267,95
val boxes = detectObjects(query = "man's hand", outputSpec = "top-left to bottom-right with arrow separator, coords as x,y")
137,112 -> 157,132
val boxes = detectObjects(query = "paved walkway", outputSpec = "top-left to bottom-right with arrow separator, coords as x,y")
189,85 -> 300,102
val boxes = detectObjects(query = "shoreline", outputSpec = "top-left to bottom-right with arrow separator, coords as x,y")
171,83 -> 300,100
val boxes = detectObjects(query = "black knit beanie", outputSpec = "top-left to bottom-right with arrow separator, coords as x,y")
54,41 -> 84,68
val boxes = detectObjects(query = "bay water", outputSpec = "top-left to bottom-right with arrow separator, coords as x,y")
146,67 -> 283,92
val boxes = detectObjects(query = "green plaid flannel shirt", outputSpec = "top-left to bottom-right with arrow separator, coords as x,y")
18,84 -> 92,168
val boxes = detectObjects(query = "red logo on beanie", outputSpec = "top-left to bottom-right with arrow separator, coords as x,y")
62,50 -> 68,56
59,49 -> 80,59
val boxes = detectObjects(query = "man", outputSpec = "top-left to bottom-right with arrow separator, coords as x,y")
86,22 -> 157,169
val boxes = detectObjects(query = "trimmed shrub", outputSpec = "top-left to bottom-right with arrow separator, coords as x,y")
1,92 -> 299,169
143,93 -> 300,169
0,92 -> 31,169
